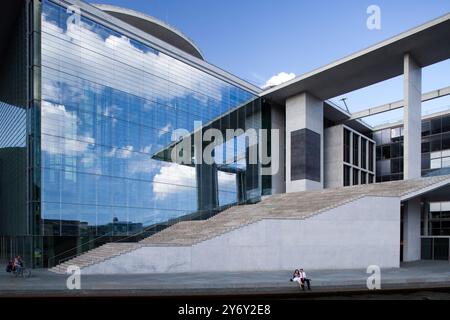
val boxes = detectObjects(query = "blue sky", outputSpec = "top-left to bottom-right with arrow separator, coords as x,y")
88,0 -> 450,125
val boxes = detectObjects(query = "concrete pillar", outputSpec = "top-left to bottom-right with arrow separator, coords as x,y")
324,125 -> 344,188
271,104 -> 285,195
195,138 -> 219,212
403,53 -> 422,179
403,197 -> 421,262
286,92 -> 323,193
196,162 -> 218,212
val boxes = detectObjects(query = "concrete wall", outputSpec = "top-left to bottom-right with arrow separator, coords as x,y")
82,196 -> 401,274
324,125 -> 344,188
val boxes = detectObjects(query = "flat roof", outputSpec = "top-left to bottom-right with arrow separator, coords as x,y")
261,13 -> 450,104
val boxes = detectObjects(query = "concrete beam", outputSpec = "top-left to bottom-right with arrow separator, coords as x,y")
262,13 -> 450,103
403,53 -> 422,180
347,85 -> 450,121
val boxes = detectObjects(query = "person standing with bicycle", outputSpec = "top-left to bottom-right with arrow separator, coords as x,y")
13,256 -> 24,275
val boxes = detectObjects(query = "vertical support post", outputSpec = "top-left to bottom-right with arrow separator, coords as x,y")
403,198 -> 421,262
285,92 -> 323,192
403,53 -> 422,180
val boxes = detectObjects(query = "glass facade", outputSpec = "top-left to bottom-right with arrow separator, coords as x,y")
343,127 -> 375,187
34,0 -> 258,266
420,202 -> 450,261
374,113 -> 450,182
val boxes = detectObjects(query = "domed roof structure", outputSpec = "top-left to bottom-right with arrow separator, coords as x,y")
93,4 -> 205,60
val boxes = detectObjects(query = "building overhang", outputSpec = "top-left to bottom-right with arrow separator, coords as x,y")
261,13 -> 450,104
400,175 -> 450,202
93,4 -> 205,60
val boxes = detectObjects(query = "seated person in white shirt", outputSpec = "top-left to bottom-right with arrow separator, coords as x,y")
299,268 -> 311,291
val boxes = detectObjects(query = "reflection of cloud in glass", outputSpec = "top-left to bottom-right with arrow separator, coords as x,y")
41,101 -> 95,155
41,10 -> 235,108
153,163 -> 196,200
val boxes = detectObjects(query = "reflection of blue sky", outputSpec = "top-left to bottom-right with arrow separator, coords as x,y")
40,0 -> 249,228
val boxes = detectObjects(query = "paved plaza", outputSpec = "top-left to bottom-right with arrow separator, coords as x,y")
0,261 -> 449,297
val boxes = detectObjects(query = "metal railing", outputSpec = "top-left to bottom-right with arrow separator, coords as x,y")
47,231 -> 114,268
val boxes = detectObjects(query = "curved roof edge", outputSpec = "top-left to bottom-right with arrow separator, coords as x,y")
93,4 -> 205,60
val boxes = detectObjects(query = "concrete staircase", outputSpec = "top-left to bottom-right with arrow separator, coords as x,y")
49,175 -> 450,274
140,174 -> 450,246
49,242 -> 142,274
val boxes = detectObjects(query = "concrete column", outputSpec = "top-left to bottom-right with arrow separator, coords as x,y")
286,92 -> 323,193
271,105 -> 285,195
403,53 -> 422,180
195,139 -> 219,212
324,125 -> 344,188
403,197 -> 421,262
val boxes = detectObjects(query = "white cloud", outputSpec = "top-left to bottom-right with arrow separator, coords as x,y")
153,163 -> 196,200
262,72 -> 296,89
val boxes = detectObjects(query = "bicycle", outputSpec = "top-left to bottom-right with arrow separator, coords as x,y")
12,266 -> 32,278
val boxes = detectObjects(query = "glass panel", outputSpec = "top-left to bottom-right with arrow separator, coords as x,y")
422,120 -> 431,137
344,165 -> 351,187
442,115 -> 450,133
433,238 -> 449,260
352,135 -> 359,166
352,168 -> 359,185
421,238 -> 433,260
361,138 -> 367,169
344,129 -> 351,163
430,158 -> 442,169
421,153 -> 430,170
431,118 -> 442,135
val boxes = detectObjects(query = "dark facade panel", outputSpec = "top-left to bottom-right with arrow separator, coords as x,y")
291,129 -> 321,182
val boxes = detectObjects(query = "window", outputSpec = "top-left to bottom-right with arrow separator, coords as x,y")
391,158 -> 403,174
421,153 -> 430,170
377,159 -> 391,176
353,168 -> 359,185
442,116 -> 450,133
391,143 -> 401,158
382,145 -> 391,160
431,158 -> 442,169
361,138 -> 367,169
443,133 -> 450,150
344,165 -> 351,187
430,135 -> 442,152
422,138 -> 431,153
422,121 -> 431,137
344,129 -> 351,163
361,172 -> 367,184
353,134 -> 359,166
373,131 -> 382,145
381,129 -> 391,145
368,142 -> 374,172
376,146 -> 381,161
431,118 -> 442,135
391,127 -> 403,142
442,157 -> 450,168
